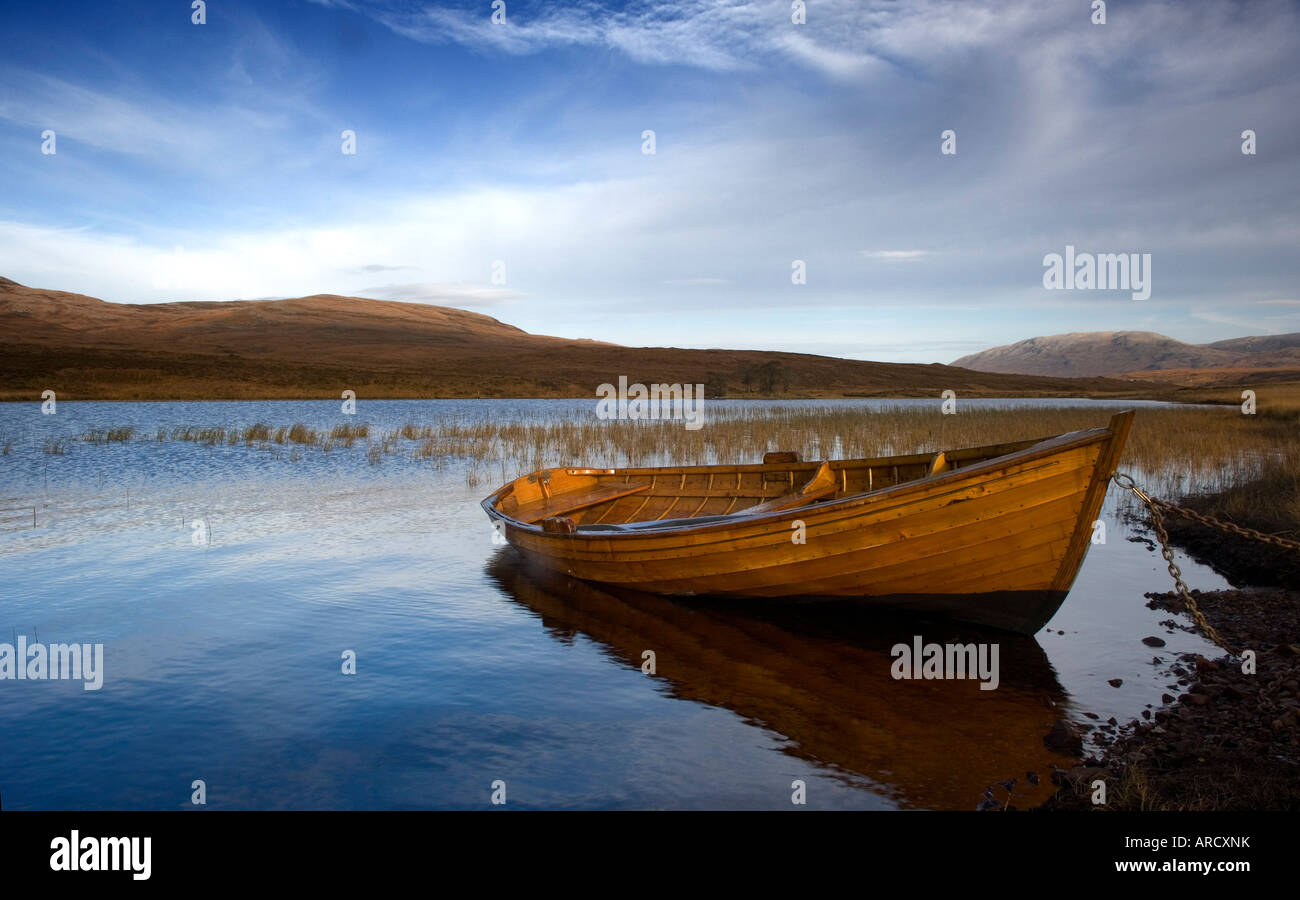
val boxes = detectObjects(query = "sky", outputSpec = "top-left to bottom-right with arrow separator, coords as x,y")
1,0 -> 1298,363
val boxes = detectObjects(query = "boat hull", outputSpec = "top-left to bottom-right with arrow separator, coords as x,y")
484,411 -> 1134,634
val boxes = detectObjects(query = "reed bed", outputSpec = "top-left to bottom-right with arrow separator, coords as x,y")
79,427 -> 135,445
380,405 -> 1296,497
38,404 -> 1297,515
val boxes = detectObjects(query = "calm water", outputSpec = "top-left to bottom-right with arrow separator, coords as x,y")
0,399 -> 1227,810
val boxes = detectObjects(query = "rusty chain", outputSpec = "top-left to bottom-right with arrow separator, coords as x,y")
1111,472 -> 1244,656
1147,498 -> 1300,552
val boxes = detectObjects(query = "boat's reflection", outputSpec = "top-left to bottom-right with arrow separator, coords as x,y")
486,548 -> 1078,810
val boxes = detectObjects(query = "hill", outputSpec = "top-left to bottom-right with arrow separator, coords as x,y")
0,278 -> 1150,400
952,331 -> 1300,379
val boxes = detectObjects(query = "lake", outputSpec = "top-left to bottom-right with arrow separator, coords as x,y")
0,399 -> 1227,809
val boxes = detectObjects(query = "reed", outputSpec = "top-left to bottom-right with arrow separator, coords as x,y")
330,423 -> 369,442
243,423 -> 272,444
39,403 -> 1298,524
390,405 -> 1293,494
79,427 -> 133,444
399,423 -> 432,440
287,424 -> 317,445
169,426 -> 228,445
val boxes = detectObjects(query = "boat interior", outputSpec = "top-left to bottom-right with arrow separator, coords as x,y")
489,434 -> 1062,533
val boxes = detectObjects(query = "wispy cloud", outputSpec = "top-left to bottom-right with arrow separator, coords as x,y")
352,281 -> 525,307
350,0 -> 887,77
860,250 -> 929,261
351,264 -> 417,274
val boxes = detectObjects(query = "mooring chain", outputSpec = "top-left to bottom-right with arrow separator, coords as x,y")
1111,472 -> 1239,656
1147,499 -> 1300,552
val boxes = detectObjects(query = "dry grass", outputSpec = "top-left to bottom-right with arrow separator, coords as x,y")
1173,381 -> 1300,413
391,404 -> 1295,500
244,423 -> 272,444
1191,454 -> 1300,534
286,424 -> 317,445
40,404 -> 1299,527
1051,758 -> 1300,811
80,427 -> 134,444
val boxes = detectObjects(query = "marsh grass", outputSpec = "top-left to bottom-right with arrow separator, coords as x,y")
243,423 -> 272,444
391,405 -> 1296,501
287,424 -> 317,445
1050,757 -> 1299,811
80,427 -> 134,445
330,423 -> 369,447
46,404 -> 1299,524
1191,449 -> 1300,533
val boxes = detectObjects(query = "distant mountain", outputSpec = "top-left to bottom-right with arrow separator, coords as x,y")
1206,333 -> 1300,354
952,331 -> 1300,378
0,277 -> 1145,400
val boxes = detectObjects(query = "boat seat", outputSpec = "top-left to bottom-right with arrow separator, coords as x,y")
578,513 -> 738,533
513,482 -> 650,524
737,461 -> 838,515
576,463 -> 837,533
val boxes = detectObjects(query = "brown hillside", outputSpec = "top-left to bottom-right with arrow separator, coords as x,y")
0,278 -> 1153,400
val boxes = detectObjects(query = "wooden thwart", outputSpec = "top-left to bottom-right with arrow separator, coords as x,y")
740,461 -> 837,515
514,483 -> 649,524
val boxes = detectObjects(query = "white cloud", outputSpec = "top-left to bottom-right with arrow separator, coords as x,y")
859,250 -> 929,261
352,282 -> 525,307
358,0 -> 885,77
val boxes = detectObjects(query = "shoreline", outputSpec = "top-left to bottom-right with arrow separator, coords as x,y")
1040,586 -> 1300,811
0,387 -> 1285,405
0,390 -> 1177,403
1039,451 -> 1299,811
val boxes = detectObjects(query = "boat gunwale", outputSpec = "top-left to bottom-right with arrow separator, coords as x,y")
482,417 -> 1128,541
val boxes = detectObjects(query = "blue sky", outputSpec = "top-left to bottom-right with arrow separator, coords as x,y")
1,0 -> 1298,362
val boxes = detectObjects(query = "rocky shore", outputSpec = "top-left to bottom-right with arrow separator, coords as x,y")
1040,586 -> 1300,811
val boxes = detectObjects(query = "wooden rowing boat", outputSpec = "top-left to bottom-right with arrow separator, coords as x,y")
481,409 -> 1135,633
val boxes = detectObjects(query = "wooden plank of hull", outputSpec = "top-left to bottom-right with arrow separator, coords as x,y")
512,444 -> 1096,562
510,445 -> 1099,582
1049,409 -> 1135,594
520,483 -> 1080,598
